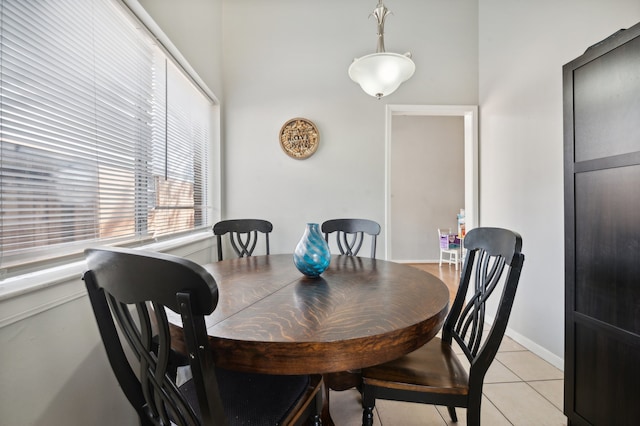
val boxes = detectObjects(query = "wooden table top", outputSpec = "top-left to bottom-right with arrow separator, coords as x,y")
173,254 -> 450,375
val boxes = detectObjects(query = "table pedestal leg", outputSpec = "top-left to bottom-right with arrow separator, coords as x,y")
321,371 -> 362,426
321,382 -> 335,426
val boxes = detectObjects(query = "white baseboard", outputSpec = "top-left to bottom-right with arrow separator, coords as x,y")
485,313 -> 564,371
504,326 -> 564,371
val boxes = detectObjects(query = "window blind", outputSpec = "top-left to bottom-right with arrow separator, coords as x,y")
0,0 -> 212,271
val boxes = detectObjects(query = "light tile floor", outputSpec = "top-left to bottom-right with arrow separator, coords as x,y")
327,263 -> 567,425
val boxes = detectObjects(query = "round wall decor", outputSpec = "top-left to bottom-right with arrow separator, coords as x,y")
279,118 -> 319,159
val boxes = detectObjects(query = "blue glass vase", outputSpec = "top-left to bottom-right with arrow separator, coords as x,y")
293,223 -> 331,277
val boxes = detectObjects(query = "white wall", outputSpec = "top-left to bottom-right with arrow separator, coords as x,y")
221,0 -> 478,253
137,0 -> 223,99
0,291 -> 136,426
478,0 -> 640,365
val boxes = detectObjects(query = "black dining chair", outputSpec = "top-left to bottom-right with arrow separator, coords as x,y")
361,227 -> 525,426
319,218 -> 381,418
321,218 -> 381,258
212,219 -> 273,261
83,247 -> 322,426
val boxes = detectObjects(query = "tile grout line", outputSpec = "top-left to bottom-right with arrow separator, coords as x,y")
524,380 -> 566,416
484,362 -> 568,424
481,392 -> 516,426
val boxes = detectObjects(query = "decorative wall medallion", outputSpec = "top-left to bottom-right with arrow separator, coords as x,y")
279,118 -> 319,159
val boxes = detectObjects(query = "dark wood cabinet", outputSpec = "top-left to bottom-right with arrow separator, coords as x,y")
563,22 -> 640,426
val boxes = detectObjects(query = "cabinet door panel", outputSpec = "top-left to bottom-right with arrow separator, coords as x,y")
574,165 -> 640,334
574,322 -> 640,425
574,35 -> 640,162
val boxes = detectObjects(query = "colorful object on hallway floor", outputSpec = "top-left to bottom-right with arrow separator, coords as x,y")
439,232 -> 461,249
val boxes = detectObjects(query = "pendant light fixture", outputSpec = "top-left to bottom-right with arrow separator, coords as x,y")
348,1 -> 415,99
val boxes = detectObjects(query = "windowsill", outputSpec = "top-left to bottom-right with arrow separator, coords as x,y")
0,230 -> 213,303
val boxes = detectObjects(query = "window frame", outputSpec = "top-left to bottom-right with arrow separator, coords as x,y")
0,0 -> 221,286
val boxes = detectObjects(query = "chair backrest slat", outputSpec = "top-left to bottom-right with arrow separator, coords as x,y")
443,227 -> 524,382
83,247 -> 225,426
213,219 -> 273,261
321,218 -> 381,258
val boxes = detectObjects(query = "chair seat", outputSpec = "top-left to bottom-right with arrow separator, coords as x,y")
180,368 -> 321,425
362,337 -> 469,396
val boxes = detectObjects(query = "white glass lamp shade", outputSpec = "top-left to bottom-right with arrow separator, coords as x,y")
348,52 -> 415,99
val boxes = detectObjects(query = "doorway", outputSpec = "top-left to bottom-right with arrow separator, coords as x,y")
384,105 -> 478,261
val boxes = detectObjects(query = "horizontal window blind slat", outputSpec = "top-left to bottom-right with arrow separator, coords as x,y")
1,0 -> 212,271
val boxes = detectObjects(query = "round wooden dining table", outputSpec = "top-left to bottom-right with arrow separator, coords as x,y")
171,254 -> 449,424
189,254 -> 450,376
